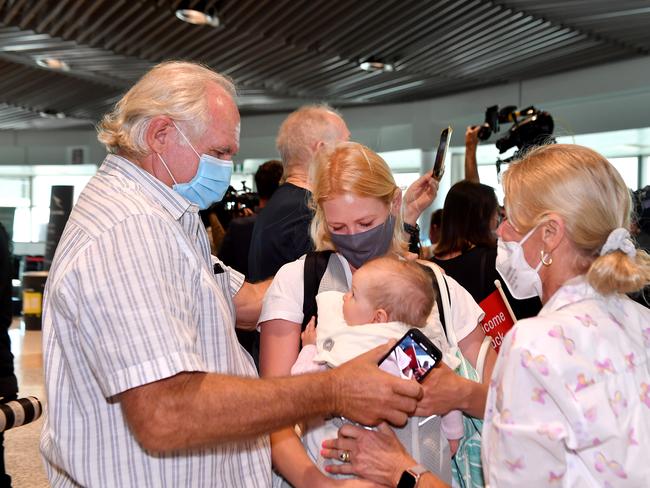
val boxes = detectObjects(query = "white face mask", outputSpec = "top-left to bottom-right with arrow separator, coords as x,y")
495,225 -> 543,300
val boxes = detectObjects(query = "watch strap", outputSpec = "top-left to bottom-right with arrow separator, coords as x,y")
397,464 -> 428,488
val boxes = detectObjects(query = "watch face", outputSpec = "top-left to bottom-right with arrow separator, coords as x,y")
397,470 -> 417,488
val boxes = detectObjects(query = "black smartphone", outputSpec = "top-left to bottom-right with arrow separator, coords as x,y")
432,126 -> 452,179
378,328 -> 443,383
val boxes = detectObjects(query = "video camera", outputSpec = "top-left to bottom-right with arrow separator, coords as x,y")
477,105 -> 554,154
203,182 -> 260,230
221,182 -> 259,215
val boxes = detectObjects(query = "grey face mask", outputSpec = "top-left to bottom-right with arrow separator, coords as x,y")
329,215 -> 395,269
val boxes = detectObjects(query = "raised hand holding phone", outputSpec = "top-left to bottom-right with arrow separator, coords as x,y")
432,126 -> 453,180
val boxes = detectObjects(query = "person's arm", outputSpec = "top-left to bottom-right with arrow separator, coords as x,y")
0,226 -> 12,329
259,318 -> 303,375
458,324 -> 497,383
291,318 -> 320,375
322,423 -> 450,488
261,317 -> 336,487
259,318 -> 401,487
291,345 -> 320,375
414,324 -> 496,419
424,273 -> 497,419
402,173 -> 439,226
260,317 -> 321,486
233,279 -> 271,330
119,342 -> 422,453
464,125 -> 480,183
413,362 -> 488,419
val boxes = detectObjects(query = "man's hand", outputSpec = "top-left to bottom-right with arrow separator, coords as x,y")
403,174 -> 439,225
465,125 -> 480,149
464,125 -> 481,183
414,362 -> 464,417
330,342 -> 422,427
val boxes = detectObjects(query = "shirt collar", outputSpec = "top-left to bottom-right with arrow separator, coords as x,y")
100,154 -> 198,221
538,275 -> 599,315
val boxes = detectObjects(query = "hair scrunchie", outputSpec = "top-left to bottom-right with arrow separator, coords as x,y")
600,228 -> 636,258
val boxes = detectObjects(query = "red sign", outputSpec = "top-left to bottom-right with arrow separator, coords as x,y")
479,289 -> 515,352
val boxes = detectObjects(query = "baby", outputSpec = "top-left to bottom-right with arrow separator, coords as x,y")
292,256 -> 463,457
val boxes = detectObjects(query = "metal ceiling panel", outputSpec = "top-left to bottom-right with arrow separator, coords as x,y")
0,0 -> 648,129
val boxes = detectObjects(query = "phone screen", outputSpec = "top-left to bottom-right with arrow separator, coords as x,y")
378,329 -> 442,382
432,126 -> 452,179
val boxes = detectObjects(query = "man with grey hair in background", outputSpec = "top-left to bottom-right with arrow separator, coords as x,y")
248,105 -> 350,282
40,61 -> 421,487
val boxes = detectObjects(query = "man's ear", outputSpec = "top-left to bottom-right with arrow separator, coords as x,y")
373,308 -> 389,323
540,213 -> 565,253
311,140 -> 328,158
146,116 -> 174,155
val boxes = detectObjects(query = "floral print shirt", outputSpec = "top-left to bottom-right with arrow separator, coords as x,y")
482,276 -> 650,487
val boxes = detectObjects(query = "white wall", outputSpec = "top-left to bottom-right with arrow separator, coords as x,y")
1,55 -> 650,163
241,55 -> 650,158
0,129 -> 105,165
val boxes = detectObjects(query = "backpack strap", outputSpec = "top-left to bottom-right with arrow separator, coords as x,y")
302,250 -> 333,330
431,264 -> 456,346
419,264 -> 448,339
437,273 -> 451,338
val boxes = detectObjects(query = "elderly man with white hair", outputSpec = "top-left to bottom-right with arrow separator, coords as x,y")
40,61 -> 422,487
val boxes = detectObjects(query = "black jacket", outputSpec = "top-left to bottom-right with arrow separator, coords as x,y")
0,225 -> 17,399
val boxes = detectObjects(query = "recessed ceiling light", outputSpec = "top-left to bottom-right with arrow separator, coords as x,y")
39,110 -> 66,119
175,8 -> 220,27
359,60 -> 394,73
35,57 -> 70,71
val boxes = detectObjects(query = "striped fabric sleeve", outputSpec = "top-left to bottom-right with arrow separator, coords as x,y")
72,213 -> 208,398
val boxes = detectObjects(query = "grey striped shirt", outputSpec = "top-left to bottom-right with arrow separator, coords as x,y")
40,154 -> 271,487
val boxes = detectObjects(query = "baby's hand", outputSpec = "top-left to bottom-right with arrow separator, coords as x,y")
301,316 -> 317,345
449,438 -> 460,457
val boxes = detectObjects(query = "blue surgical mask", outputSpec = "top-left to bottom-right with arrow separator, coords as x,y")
157,123 -> 233,210
329,215 -> 395,269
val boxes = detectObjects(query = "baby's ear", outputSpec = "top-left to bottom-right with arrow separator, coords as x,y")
373,309 -> 389,323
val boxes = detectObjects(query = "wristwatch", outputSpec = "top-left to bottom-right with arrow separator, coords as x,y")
402,222 -> 420,236
403,222 -> 421,254
397,464 -> 428,488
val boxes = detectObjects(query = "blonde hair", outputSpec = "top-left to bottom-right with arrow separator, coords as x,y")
309,141 -> 407,254
97,61 -> 235,157
361,257 -> 435,327
502,143 -> 650,294
276,104 -> 344,170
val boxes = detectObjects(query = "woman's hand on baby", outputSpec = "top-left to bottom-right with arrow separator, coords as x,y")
403,173 -> 439,225
330,341 -> 422,427
301,316 -> 317,346
322,423 -> 415,487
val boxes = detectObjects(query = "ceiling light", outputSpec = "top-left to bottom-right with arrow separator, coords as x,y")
175,5 -> 220,27
359,59 -> 394,73
39,110 -> 66,119
35,57 -> 70,71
